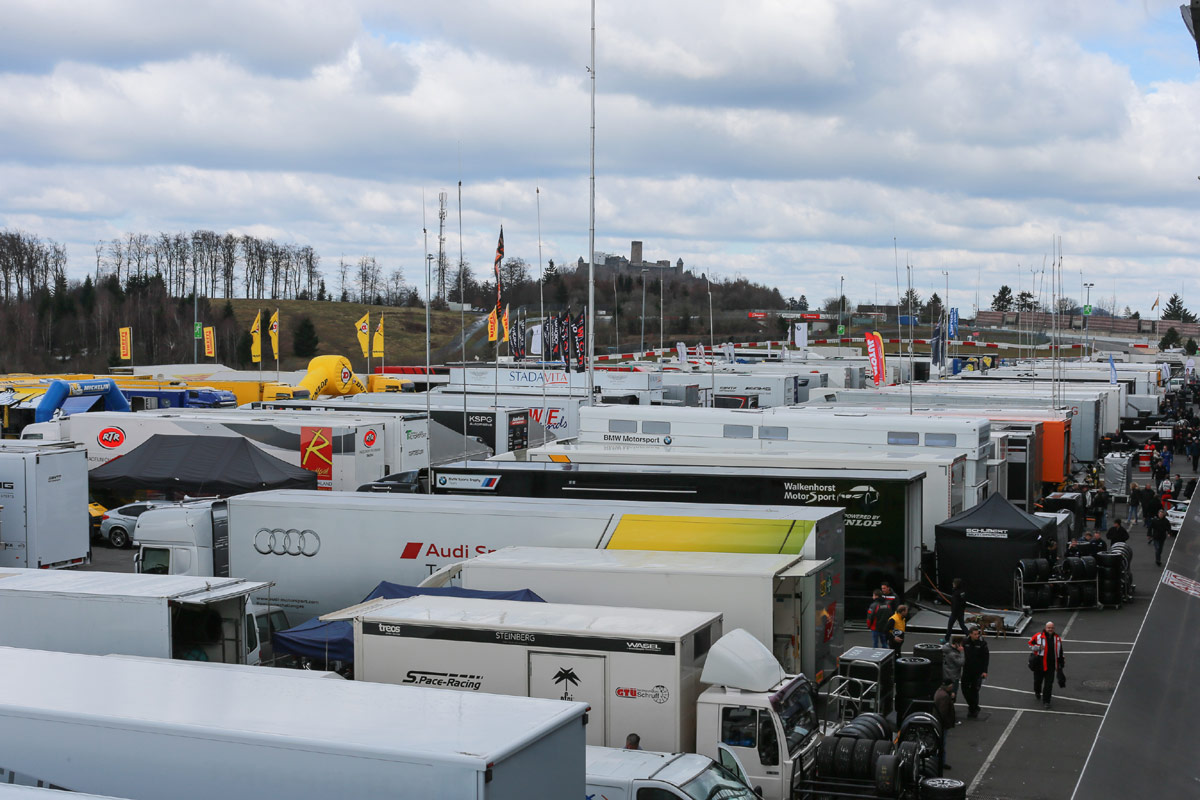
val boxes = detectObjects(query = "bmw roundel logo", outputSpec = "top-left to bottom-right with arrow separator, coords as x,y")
663,435 -> 672,445
438,475 -> 447,485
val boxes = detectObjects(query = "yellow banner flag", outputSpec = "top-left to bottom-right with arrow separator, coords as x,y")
119,327 -> 132,361
502,304 -> 510,343
355,312 -> 370,357
487,308 -> 498,342
268,310 -> 280,360
250,311 -> 262,364
372,315 -> 384,358
203,326 -> 215,358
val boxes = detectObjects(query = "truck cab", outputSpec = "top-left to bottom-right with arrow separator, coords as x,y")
695,630 -> 820,800
133,500 -> 219,577
586,746 -> 759,800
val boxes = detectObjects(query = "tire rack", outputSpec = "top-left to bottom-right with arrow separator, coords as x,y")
1014,571 -> 1101,611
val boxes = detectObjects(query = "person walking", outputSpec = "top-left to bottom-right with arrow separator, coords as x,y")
932,679 -> 956,772
961,627 -> 990,719
1127,482 -> 1143,525
1148,509 -> 1171,567
1186,477 -> 1197,500
1091,487 -> 1110,531
1172,474 -> 1183,501
1107,518 -> 1129,545
867,590 -> 890,649
1189,438 -> 1199,472
885,604 -> 908,658
1142,489 -> 1163,531
1028,621 -> 1065,709
1162,446 -> 1173,473
943,578 -> 969,642
942,636 -> 965,696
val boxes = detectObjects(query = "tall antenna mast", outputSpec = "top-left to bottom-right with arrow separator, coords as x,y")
437,191 -> 448,300
586,0 -> 597,406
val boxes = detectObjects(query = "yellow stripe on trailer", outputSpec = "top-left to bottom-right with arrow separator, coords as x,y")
605,515 -> 814,555
548,454 -> 571,463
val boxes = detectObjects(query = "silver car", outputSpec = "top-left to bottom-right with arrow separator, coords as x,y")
99,502 -> 167,549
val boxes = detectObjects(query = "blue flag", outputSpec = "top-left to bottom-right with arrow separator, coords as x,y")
1108,354 -> 1118,385
948,308 -> 959,339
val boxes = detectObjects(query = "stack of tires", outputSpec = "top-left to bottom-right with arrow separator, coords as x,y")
815,712 -> 894,784
1097,544 -> 1132,605
874,711 -> 965,799
1017,558 -> 1052,607
894,655 -> 934,720
1056,556 -> 1098,607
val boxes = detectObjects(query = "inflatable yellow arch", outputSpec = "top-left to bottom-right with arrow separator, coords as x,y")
297,356 -> 368,398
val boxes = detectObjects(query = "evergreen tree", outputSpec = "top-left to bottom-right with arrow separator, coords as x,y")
1186,338 -> 1198,357
1160,326 -> 1182,350
991,285 -> 1013,311
797,294 -> 809,311
292,316 -> 320,358
1161,293 -> 1197,323
1016,291 -> 1036,312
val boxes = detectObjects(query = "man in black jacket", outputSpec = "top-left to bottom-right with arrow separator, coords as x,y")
1107,518 -> 1129,545
932,679 -> 956,771
1148,509 -> 1171,567
943,577 -> 968,643
961,626 -> 990,719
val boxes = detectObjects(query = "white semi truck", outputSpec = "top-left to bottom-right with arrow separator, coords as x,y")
0,647 -> 587,800
428,547 -> 836,682
23,410 -> 390,490
341,596 -> 817,800
0,569 -> 273,665
131,491 -> 845,665
0,441 -> 90,569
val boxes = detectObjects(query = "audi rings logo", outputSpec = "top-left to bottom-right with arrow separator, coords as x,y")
254,528 -> 321,557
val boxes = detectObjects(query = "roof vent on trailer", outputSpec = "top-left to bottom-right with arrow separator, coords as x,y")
700,628 -> 785,692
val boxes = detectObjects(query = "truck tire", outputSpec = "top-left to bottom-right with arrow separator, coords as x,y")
108,527 -> 130,549
920,776 -> 967,799
834,736 -> 857,777
874,754 -> 900,797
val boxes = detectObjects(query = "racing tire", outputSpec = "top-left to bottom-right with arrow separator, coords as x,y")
895,656 -> 933,683
1080,555 -> 1098,579
1036,586 -> 1053,608
920,776 -> 968,799
834,735 -> 857,777
1066,584 -> 1082,607
1017,558 -> 1039,581
858,712 -> 894,739
874,753 -> 900,797
899,711 -> 943,738
896,680 -> 931,699
815,736 -> 837,776
108,527 -> 130,549
852,737 -> 876,778
1080,585 -> 1098,606
1035,557 -> 1051,581
870,739 -> 893,771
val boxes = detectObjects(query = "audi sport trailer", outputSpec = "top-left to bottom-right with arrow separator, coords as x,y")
0,441 -> 90,570
433,546 -> 838,682
0,569 -> 271,664
255,396 -> 541,454
23,410 -> 389,490
0,646 -> 587,800
430,460 -> 919,622
131,492 -> 844,629
342,600 -> 816,800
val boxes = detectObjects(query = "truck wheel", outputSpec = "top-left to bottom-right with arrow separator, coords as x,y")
874,753 -> 900,796
108,527 -> 129,549
920,776 -> 967,799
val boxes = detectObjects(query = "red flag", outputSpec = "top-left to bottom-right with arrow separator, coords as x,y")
866,331 -> 887,386
493,227 -> 504,322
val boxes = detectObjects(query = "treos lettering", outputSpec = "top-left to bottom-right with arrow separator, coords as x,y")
253,528 -> 321,556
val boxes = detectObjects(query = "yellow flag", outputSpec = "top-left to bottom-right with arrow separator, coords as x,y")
372,315 -> 384,358
502,304 -> 510,343
487,308 -> 498,342
355,312 -> 370,357
203,326 -> 215,358
250,311 -> 262,364
268,310 -> 280,360
119,327 -> 132,361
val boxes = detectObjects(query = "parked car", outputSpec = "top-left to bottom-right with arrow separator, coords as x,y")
100,502 -> 168,549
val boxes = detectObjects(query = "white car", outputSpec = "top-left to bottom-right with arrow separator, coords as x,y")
1165,499 -> 1189,533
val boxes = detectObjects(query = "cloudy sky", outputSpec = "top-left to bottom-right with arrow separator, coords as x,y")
2,0 -> 1200,315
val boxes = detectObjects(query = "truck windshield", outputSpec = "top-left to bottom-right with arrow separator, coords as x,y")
680,763 -> 757,800
775,679 -> 817,754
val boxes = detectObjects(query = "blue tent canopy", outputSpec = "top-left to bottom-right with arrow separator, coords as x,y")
272,582 -> 544,663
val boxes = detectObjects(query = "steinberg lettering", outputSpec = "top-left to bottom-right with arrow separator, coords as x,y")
496,631 -> 536,643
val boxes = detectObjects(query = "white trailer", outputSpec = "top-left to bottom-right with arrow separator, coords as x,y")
443,547 -> 835,682
447,365 -> 665,404
132,492 -> 845,631
0,646 -> 586,800
24,410 -> 386,490
349,595 -> 720,752
0,569 -> 271,664
0,441 -> 90,570
656,371 -> 797,407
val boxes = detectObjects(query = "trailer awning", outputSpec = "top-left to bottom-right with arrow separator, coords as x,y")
59,395 -> 101,416
174,580 -> 272,605
777,557 -> 833,579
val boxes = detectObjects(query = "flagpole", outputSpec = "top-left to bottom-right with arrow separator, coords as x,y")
275,307 -> 280,383
423,192 -> 431,430
586,0 -> 596,406
537,187 -> 547,424
458,181 -> 467,460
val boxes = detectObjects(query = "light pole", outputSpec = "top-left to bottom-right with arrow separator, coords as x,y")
941,269 -> 949,376
613,272 -> 618,351
659,270 -> 664,354
838,275 -> 844,340
640,268 -> 648,354
1083,281 -> 1095,357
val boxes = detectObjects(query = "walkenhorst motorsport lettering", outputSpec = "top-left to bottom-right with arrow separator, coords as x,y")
361,622 -> 676,655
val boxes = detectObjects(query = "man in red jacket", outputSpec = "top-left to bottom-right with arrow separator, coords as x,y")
1028,621 -> 1065,709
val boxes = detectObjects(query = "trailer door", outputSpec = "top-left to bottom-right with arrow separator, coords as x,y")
528,651 -> 606,746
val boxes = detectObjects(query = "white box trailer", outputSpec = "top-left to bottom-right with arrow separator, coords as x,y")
132,492 -> 845,630
449,547 -> 836,682
0,646 -> 586,800
24,410 -> 386,490
656,372 -> 797,407
430,390 -> 587,439
448,365 -> 664,404
0,441 -> 90,570
349,595 -> 720,753
518,442 -> 966,561
0,569 -> 270,665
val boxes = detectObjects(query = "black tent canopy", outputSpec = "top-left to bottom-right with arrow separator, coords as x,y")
935,493 -> 1054,606
88,434 -> 318,496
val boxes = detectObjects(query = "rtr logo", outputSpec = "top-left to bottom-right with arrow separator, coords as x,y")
97,427 -> 126,449
363,429 -> 377,447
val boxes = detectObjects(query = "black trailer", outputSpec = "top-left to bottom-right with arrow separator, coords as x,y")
431,460 -> 925,620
